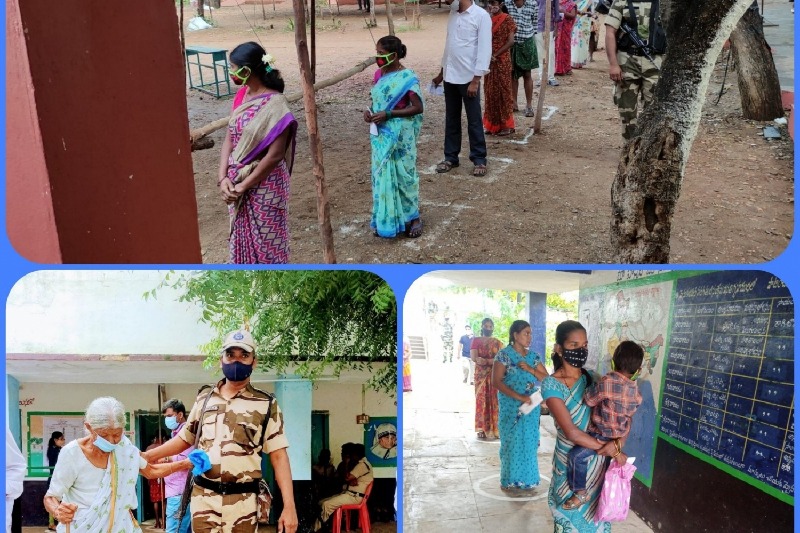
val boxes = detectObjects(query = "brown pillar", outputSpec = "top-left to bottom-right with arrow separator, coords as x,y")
6,0 -> 202,263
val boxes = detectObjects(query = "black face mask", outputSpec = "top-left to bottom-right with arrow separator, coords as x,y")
222,361 -> 254,382
561,347 -> 589,368
481,328 -> 494,337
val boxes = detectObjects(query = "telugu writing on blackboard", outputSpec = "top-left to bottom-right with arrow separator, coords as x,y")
660,271 -> 794,498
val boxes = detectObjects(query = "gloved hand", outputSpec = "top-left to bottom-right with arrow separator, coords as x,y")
188,449 -> 212,476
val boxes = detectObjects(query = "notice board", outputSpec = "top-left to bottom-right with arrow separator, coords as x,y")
658,271 -> 793,502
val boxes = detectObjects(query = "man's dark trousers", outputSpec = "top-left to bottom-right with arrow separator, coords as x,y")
443,81 -> 487,166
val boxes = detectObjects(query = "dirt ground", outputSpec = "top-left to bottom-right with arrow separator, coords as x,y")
184,3 -> 794,264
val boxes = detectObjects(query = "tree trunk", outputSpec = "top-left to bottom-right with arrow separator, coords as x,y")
729,2 -> 784,120
310,0 -> 317,83
610,0 -> 754,263
385,0 -> 396,35
291,0 -> 338,263
533,0 -> 552,133
197,0 -> 205,18
262,0 -> 267,18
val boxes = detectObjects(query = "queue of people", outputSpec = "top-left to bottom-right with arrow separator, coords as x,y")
212,0 -> 664,258
460,318 -> 644,531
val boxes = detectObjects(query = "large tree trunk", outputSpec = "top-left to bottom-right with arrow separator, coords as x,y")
291,0 -> 337,263
729,2 -> 783,120
197,0 -> 205,18
610,0 -> 753,263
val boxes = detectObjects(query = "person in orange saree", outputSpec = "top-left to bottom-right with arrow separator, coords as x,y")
483,0 -> 517,136
555,0 -> 577,75
470,318 -> 504,439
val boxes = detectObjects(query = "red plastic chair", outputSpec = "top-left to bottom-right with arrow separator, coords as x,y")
332,481 -> 374,533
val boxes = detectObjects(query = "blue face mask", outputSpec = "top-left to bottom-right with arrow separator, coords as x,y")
164,416 -> 179,430
93,434 -> 119,453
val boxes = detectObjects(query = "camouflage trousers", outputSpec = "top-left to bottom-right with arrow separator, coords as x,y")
190,484 -> 259,533
613,51 -> 663,139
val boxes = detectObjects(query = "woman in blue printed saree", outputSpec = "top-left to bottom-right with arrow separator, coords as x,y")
364,36 -> 424,238
541,321 -> 617,532
492,320 -> 549,490
44,397 -> 192,533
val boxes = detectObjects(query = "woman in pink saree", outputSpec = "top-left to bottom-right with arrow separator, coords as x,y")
218,42 -> 298,264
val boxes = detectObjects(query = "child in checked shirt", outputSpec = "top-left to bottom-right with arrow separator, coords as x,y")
562,340 -> 644,510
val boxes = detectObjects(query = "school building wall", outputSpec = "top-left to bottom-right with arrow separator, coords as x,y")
6,0 -> 201,263
14,378 -> 396,527
577,271 -> 794,532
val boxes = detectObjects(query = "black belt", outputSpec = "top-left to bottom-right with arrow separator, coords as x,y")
194,476 -> 259,495
347,490 -> 366,497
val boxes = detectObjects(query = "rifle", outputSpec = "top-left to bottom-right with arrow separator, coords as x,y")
619,20 -> 659,69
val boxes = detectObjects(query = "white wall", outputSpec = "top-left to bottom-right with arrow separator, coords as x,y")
17,379 -> 397,478
7,270 -> 214,355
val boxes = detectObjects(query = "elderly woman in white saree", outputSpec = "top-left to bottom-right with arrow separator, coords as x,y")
44,397 -> 192,533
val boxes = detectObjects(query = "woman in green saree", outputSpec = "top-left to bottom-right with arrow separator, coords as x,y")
364,36 -> 424,239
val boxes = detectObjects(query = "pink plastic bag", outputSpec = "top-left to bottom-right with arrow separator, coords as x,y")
595,460 -> 637,523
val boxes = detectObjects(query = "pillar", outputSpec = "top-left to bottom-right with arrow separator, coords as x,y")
274,379 -> 312,481
6,375 -> 22,446
528,292 -> 547,360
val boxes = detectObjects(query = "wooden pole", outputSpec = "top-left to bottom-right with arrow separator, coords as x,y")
533,0 -> 551,133
385,0 -> 396,35
190,56 -> 375,144
291,0 -> 337,263
179,0 -> 186,72
311,0 -> 317,82
262,0 -> 267,18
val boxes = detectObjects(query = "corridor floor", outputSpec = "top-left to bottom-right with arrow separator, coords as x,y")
402,357 -> 654,533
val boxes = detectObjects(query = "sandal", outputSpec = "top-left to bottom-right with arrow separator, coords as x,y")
524,107 -> 535,118
496,128 -> 514,137
473,164 -> 487,177
405,218 -> 423,238
477,431 -> 487,439
562,491 -> 591,510
436,160 -> 459,173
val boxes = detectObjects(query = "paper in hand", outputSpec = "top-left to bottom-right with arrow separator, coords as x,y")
518,390 -> 544,415
428,82 -> 444,96
370,122 -> 379,136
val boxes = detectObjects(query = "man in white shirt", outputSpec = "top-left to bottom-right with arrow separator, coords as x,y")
432,0 -> 492,178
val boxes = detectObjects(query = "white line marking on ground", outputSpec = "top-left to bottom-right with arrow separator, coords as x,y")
473,473 -> 551,502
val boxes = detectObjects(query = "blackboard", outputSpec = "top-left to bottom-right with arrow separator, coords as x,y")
659,271 -> 793,499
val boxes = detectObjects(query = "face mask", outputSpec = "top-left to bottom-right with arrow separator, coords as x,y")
375,53 -> 395,69
230,66 -> 251,86
93,434 -> 119,453
561,347 -> 589,368
164,416 -> 179,430
481,328 -> 493,337
222,361 -> 254,382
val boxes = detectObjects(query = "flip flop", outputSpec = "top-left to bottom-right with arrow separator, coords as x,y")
496,129 -> 514,137
436,160 -> 459,173
525,107 -> 535,118
473,164 -> 487,177
562,491 -> 591,510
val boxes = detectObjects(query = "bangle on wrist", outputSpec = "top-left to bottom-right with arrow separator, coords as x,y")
385,109 -> 392,119
612,450 -> 621,458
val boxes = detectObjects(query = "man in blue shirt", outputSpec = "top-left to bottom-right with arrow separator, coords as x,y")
459,325 -> 475,383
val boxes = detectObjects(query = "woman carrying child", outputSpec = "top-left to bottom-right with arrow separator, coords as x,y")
541,321 -> 618,532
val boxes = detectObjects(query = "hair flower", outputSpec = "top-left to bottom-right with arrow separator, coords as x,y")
262,53 -> 275,73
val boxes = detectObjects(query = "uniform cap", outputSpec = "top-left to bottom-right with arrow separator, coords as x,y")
221,329 -> 256,354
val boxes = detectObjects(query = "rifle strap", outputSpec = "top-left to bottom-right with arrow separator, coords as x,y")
626,0 -> 637,29
177,387 -> 215,522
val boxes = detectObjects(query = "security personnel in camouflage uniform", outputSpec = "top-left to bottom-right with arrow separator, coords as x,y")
605,0 -> 666,139
441,317 -> 454,362
143,329 -> 299,533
